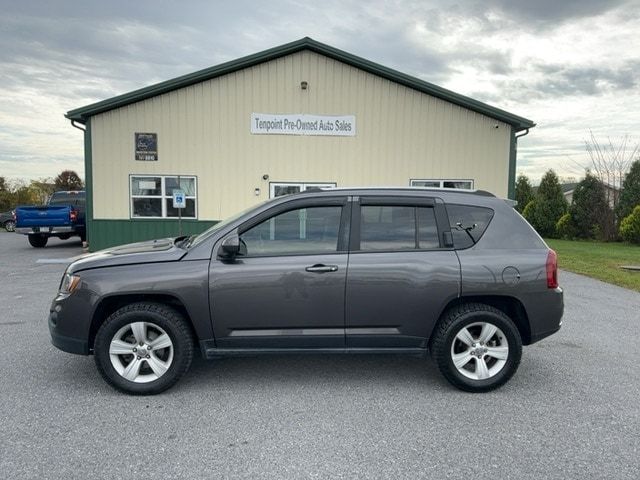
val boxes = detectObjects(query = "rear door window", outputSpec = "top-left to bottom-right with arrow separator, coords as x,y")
446,204 -> 494,249
359,205 -> 440,251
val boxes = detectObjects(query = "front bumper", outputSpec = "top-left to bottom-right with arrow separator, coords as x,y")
50,325 -> 90,355
48,297 -> 91,355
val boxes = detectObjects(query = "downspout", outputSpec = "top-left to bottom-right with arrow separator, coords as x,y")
69,118 -> 90,249
70,119 -> 86,132
516,128 -> 530,140
508,127 -> 531,199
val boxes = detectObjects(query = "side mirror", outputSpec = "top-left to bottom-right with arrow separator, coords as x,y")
218,231 -> 240,258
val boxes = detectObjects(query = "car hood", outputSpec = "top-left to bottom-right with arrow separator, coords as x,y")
67,238 -> 187,273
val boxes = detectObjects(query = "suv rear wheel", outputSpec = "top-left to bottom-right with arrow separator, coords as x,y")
431,303 -> 522,392
94,302 -> 194,395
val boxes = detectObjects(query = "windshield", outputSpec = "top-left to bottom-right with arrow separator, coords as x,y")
187,199 -> 273,248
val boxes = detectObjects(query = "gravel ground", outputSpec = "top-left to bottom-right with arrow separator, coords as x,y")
0,231 -> 638,479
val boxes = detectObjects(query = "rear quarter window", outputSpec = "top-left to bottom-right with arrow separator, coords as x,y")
446,204 -> 494,249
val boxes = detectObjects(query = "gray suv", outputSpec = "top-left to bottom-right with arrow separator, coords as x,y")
49,188 -> 563,395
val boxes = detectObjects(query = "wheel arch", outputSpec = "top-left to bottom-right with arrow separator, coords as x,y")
89,294 -> 198,352
434,296 -> 532,345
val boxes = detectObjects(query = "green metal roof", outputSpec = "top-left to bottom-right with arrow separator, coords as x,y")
66,37 -> 535,131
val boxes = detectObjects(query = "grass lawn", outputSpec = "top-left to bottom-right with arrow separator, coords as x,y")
545,238 -> 640,292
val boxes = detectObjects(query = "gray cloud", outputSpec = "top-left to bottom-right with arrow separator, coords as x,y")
483,0 -> 630,22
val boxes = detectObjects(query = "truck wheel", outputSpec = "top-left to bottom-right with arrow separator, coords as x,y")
94,302 -> 194,395
28,234 -> 48,248
430,303 -> 522,393
4,220 -> 15,232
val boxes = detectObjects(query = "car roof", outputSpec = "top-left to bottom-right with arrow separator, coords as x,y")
295,186 -> 496,199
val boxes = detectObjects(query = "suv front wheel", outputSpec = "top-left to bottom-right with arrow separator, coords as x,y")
431,303 -> 522,392
94,302 -> 194,395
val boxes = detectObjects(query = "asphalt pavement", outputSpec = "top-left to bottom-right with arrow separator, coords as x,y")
0,231 -> 638,479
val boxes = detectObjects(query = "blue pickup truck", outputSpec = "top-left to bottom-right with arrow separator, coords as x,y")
15,191 -> 86,247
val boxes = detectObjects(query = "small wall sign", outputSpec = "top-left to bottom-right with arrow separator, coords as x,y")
172,189 -> 186,209
135,133 -> 158,161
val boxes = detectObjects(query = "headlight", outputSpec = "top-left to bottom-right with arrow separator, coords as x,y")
59,273 -> 81,294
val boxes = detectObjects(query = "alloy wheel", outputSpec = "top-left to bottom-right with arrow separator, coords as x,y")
450,321 -> 509,380
109,321 -> 174,383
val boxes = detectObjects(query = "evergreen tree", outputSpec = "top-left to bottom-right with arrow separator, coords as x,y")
570,172 -> 611,239
617,159 -> 640,222
514,175 -> 534,213
525,170 -> 567,238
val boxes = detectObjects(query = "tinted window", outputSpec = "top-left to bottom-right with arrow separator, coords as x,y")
49,192 -> 85,207
241,206 -> 342,256
447,204 -> 494,249
360,205 -> 440,251
418,208 -> 439,248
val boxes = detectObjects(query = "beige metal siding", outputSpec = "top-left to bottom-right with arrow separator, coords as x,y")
91,51 -> 511,220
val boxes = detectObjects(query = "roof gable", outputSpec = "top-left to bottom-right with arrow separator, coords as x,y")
66,37 -> 535,131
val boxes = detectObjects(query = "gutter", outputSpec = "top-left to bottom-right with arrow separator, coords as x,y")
70,119 -> 86,132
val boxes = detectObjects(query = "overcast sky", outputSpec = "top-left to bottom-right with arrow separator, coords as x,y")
1,0 -> 639,184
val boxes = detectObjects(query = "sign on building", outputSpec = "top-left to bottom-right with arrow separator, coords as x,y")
251,113 -> 356,136
135,133 -> 158,161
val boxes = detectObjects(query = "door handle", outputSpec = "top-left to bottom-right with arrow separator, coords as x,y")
305,264 -> 339,273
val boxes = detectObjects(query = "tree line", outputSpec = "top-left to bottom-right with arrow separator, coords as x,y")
515,159 -> 640,244
0,170 -> 84,212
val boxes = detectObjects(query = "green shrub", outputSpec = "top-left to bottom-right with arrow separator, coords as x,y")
556,213 -> 576,239
619,205 -> 640,244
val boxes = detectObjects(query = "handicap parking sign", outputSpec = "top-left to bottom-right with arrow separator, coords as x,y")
172,190 -> 186,208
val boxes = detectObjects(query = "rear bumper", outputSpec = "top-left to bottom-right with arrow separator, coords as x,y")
530,324 -> 562,343
16,226 -> 75,235
526,287 -> 564,345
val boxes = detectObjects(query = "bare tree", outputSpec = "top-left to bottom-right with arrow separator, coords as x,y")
584,131 -> 639,215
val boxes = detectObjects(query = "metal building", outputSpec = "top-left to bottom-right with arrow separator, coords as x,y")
66,37 -> 535,251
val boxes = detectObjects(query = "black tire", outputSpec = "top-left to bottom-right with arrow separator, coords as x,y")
28,234 -> 48,248
58,234 -> 71,240
4,220 -> 15,232
430,303 -> 522,393
94,302 -> 194,395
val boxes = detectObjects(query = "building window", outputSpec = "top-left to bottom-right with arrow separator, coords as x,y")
269,182 -> 337,198
130,175 -> 197,218
410,179 -> 474,190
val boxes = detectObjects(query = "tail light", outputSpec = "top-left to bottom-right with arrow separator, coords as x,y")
546,249 -> 558,289
70,209 -> 78,222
